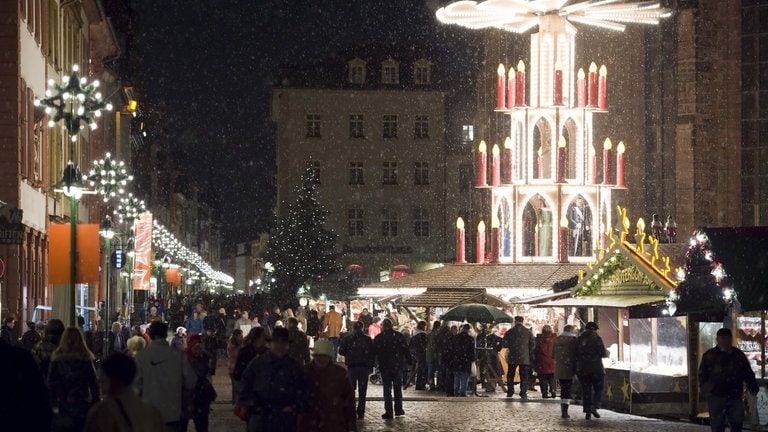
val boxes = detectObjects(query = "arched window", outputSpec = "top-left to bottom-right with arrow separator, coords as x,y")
566,194 -> 594,257
533,117 -> 552,179
521,194 -> 552,257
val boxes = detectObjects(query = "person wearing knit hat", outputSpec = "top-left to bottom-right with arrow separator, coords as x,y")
298,339 -> 356,431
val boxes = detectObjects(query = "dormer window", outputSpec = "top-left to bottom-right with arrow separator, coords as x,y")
348,58 -> 367,85
382,58 -> 400,84
414,59 -> 432,85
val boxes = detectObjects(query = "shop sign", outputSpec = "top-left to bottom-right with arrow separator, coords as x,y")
0,207 -> 23,245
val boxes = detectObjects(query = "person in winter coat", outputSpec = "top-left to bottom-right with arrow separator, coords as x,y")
184,311 -> 204,335
699,327 -> 759,432
409,320 -> 429,390
286,317 -> 310,365
239,327 -> 310,432
134,321 -> 198,430
425,320 -> 441,391
185,333 -> 216,432
339,320 -> 375,419
0,337 -> 52,431
575,321 -> 608,420
502,316 -> 535,399
83,353 -> 164,432
231,327 -> 269,400
533,324 -> 556,398
451,323 -> 476,397
298,339 -> 357,431
552,324 -> 578,418
108,321 -> 126,356
358,308 -> 373,335
306,309 -> 322,340
373,318 -> 412,419
227,328 -> 244,402
0,316 -> 16,344
47,327 -> 100,432
20,321 -> 41,351
32,318 -> 65,377
323,304 -> 343,359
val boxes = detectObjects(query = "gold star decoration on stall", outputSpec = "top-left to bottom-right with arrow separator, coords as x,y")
638,376 -> 647,393
672,379 -> 682,393
621,377 -> 630,401
606,384 -> 614,401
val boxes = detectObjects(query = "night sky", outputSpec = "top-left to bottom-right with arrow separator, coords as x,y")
132,0 -> 476,243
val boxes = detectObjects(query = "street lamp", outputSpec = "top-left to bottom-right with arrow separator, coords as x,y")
115,193 -> 145,322
37,64 -> 112,327
99,215 -> 114,356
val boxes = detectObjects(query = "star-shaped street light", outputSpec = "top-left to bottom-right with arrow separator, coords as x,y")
436,0 -> 672,33
85,152 -> 133,202
114,193 -> 146,227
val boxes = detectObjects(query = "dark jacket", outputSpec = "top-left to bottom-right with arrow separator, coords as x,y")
358,313 -> 373,334
373,329 -> 411,372
188,351 -> 215,417
287,328 -> 311,365
20,329 -> 41,351
699,346 -> 759,399
339,329 -> 375,368
451,331 -> 476,373
32,335 -> 60,376
0,339 -> 52,432
575,330 -> 607,378
552,331 -> 578,380
409,330 -> 428,362
48,355 -> 100,432
502,324 -> 535,365
232,345 -> 268,381
306,316 -> 322,339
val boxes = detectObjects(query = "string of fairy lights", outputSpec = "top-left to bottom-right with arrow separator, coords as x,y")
152,221 -> 234,285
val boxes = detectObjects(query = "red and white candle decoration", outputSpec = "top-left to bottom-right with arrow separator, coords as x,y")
537,146 -> 544,179
598,65 -> 607,110
507,67 -> 516,109
557,135 -> 567,183
589,142 -> 597,184
502,136 -> 513,184
616,141 -> 625,188
496,64 -> 506,110
603,137 -> 612,184
491,144 -> 501,186
558,215 -> 569,263
477,140 -> 487,187
476,221 -> 486,264
456,217 -> 466,263
577,68 -> 586,108
553,59 -> 563,106
491,215 -> 501,263
516,60 -> 526,107
587,62 -> 598,108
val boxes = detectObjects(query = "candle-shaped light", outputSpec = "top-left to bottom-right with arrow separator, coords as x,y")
603,137 -> 612,184
636,217 -> 646,253
502,136 -> 513,184
598,65 -> 607,110
516,60 -> 525,106
507,67 -> 516,109
456,217 -> 466,264
577,68 -> 586,108
491,214 -> 501,263
496,64 -> 506,110
558,215 -> 570,263
491,144 -> 501,186
477,140 -> 487,187
553,59 -> 563,106
557,135 -> 567,183
476,221 -> 486,264
587,62 -> 598,108
616,140 -> 625,187
537,146 -> 543,179
589,141 -> 597,184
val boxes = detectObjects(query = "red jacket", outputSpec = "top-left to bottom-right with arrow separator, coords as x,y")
534,333 -> 556,374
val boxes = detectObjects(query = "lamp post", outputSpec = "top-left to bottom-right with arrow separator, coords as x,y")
99,216 -> 114,356
36,64 -> 112,327
114,193 -> 146,323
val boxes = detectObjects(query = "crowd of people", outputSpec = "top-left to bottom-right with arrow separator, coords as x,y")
0,293 -> 761,432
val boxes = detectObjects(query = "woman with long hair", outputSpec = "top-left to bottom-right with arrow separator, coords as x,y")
227,328 -> 244,402
32,318 -> 65,376
47,327 -> 100,432
231,327 -> 268,398
184,333 -> 215,432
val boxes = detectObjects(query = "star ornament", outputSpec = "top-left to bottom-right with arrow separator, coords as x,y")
436,0 -> 672,33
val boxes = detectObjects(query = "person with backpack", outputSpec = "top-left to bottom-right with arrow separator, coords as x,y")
339,321 -> 375,419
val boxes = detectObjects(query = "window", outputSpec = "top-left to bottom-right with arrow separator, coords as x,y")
414,115 -> 429,139
382,162 -> 398,185
414,162 -> 429,185
306,114 -> 321,138
462,125 -> 474,144
350,65 -> 364,84
350,114 -> 364,138
306,160 -> 321,184
382,59 -> 400,84
349,162 -> 364,185
381,208 -> 398,237
413,207 -> 430,237
348,208 -> 364,236
383,115 -> 398,138
414,60 -> 432,85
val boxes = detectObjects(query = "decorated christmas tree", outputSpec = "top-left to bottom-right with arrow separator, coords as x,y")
264,165 -> 342,308
668,230 -> 734,315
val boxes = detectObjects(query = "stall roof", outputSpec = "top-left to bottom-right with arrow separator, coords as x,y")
398,289 -> 509,308
701,227 -> 768,312
542,294 -> 667,308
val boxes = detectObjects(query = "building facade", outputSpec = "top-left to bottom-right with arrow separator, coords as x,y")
272,48 -> 477,280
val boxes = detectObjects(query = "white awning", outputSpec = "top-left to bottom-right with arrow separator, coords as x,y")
538,295 -> 666,308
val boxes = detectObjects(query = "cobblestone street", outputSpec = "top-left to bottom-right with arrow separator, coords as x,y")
204,358 -> 710,432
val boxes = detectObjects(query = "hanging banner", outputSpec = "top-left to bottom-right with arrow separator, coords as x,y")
166,268 -> 182,287
49,224 -> 100,284
133,212 -> 153,290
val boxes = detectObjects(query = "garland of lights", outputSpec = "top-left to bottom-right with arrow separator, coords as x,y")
114,193 -> 146,226
34,65 -> 113,141
578,253 -> 656,297
152,220 -> 234,284
666,230 -> 735,315
85,152 -> 133,202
